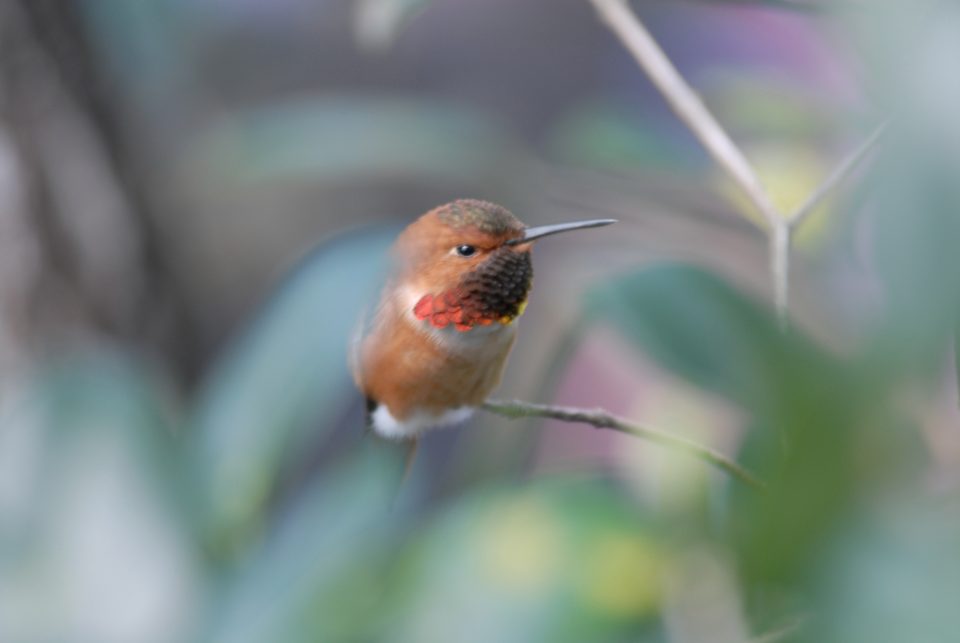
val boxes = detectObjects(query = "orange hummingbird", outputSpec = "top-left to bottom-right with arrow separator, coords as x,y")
352,199 -> 614,441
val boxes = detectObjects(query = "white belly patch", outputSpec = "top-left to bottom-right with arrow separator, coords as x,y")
371,404 -> 475,440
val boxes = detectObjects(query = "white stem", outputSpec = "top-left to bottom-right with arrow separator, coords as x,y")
771,223 -> 791,327
788,120 -> 890,228
588,0 -> 781,230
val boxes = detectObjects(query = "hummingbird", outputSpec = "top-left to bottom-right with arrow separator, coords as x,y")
353,199 -> 615,441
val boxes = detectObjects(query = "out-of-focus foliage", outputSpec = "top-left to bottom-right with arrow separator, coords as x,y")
0,358 -> 201,642
186,97 -> 524,188
1,224 -> 950,641
3,0 -> 960,642
584,264 -> 826,409
189,228 -> 395,549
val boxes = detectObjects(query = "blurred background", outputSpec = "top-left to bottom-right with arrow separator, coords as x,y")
1,0 -> 959,641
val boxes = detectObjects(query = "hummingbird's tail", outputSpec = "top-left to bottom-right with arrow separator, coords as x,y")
400,438 -> 419,488
364,396 -> 377,433
361,397 -> 418,503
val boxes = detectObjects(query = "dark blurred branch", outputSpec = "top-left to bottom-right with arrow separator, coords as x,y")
7,0 -> 198,382
483,399 -> 765,489
0,1 -> 102,342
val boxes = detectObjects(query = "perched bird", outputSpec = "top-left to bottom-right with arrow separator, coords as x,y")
352,199 -> 614,441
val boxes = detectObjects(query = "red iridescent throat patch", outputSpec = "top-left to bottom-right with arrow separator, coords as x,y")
414,249 -> 533,332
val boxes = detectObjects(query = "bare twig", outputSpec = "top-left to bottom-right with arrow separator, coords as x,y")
587,0 -> 887,326
588,0 -> 781,231
772,223 -> 791,327
777,120 -> 887,325
483,399 -> 765,490
588,0 -> 790,317
787,119 -> 890,228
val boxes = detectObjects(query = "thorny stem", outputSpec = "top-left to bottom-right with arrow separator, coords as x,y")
483,399 -> 766,490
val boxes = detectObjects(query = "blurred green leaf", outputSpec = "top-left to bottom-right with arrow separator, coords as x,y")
811,500 -> 960,643
583,263 -> 822,413
387,478 -> 667,643
203,443 -> 405,643
581,264 -> 907,594
80,0 -> 192,111
852,3 -> 960,377
186,96 -> 524,188
705,79 -> 832,141
189,227 -> 395,550
548,101 -> 696,172
868,137 -> 960,377
0,356 -> 201,643
205,469 -> 668,643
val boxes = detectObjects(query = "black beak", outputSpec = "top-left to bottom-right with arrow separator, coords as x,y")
504,219 -> 617,246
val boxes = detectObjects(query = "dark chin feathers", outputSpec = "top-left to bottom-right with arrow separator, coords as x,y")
414,249 -> 533,331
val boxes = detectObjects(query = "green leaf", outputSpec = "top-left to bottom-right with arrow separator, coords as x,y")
202,443 -> 405,643
852,4 -> 960,377
189,227 -> 395,549
868,137 -> 960,377
185,96 -> 523,189
386,479 -> 666,643
583,263 -> 815,412
582,263 -> 881,589
0,356 -> 200,642
812,500 -> 960,643
547,101 -> 697,172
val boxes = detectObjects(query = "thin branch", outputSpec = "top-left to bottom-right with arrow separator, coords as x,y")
483,399 -> 765,490
588,0 -> 781,231
772,223 -> 791,328
787,119 -> 890,228
587,0 -> 886,326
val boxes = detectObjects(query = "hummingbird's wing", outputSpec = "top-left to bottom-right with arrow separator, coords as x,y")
350,284 -> 393,431
350,301 -> 376,430
348,304 -> 369,390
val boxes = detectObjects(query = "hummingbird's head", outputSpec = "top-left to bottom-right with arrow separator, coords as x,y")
394,199 -> 615,332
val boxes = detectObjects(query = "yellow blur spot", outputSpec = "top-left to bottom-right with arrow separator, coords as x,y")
579,533 -> 661,617
719,142 -> 833,246
479,497 -> 563,594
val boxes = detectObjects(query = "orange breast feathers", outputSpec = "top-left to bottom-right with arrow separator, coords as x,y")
357,294 -> 518,420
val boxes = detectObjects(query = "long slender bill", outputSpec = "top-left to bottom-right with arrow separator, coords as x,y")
505,219 -> 617,245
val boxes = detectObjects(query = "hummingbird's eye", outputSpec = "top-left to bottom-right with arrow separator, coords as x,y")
454,244 -> 477,257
